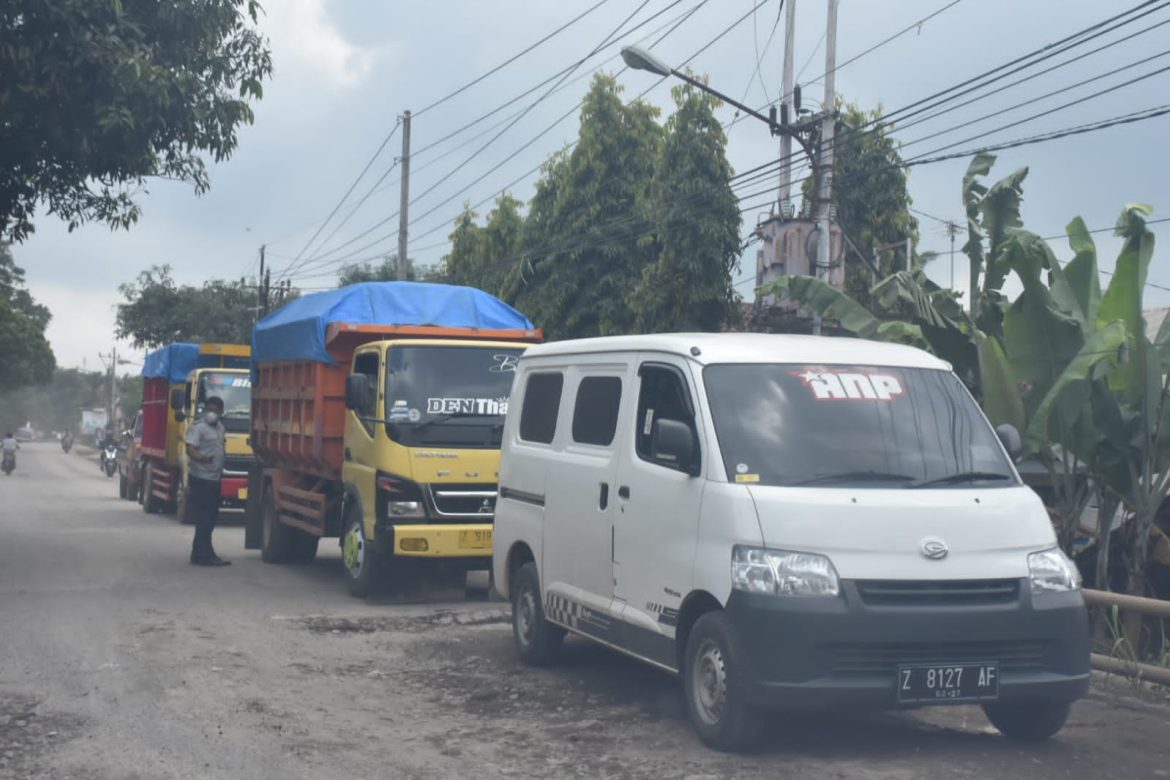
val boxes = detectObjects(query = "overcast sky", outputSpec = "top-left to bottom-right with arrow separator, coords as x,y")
14,0 -> 1170,370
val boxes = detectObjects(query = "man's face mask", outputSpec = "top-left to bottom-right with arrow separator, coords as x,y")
204,410 -> 221,425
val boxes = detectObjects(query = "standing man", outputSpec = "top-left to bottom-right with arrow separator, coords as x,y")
185,396 -> 230,566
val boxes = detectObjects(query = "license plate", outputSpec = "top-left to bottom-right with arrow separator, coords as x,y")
897,663 -> 999,703
238,487 -> 248,501
458,529 -> 492,550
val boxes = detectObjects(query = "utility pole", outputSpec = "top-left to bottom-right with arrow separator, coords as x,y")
778,0 -> 797,215
811,0 -> 838,337
397,109 -> 412,281
257,245 -> 266,319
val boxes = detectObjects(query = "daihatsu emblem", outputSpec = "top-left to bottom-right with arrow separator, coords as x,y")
920,538 -> 949,560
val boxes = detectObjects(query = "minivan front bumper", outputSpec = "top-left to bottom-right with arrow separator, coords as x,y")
725,581 -> 1089,711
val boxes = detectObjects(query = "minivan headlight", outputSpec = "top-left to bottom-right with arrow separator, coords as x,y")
731,546 -> 840,597
1028,548 -> 1081,596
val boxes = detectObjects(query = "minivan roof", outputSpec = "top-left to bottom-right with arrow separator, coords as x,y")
520,333 -> 950,370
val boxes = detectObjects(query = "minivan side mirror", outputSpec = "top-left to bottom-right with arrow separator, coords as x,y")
345,373 -> 370,412
996,423 -> 1023,462
652,418 -> 699,476
169,388 -> 185,411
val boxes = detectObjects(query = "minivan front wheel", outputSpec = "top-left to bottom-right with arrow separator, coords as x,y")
511,562 -> 563,665
683,611 -> 761,752
982,700 -> 1071,741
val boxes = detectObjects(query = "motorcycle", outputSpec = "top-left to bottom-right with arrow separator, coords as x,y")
2,451 -> 14,476
101,444 -> 118,477
61,434 -> 73,453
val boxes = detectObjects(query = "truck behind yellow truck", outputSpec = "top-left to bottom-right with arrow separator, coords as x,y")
244,281 -> 541,596
139,342 -> 255,521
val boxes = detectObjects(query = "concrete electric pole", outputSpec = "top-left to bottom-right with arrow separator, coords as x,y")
811,0 -> 839,337
397,110 -> 412,281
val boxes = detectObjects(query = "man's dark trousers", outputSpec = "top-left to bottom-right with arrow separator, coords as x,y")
188,476 -> 221,562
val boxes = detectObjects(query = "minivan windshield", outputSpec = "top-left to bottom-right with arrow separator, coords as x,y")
385,345 -> 522,449
703,364 -> 1015,488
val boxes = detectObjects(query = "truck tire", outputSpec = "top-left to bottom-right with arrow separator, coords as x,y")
142,463 -> 162,515
290,530 -> 320,564
260,484 -> 293,563
683,611 -> 762,752
176,482 -> 194,525
341,510 -> 381,598
118,473 -> 128,500
511,563 -> 564,666
982,701 -> 1071,742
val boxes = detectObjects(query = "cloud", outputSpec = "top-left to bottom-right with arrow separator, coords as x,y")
34,282 -> 138,371
264,0 -> 381,89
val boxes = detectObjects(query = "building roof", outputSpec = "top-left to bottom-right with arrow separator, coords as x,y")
522,333 -> 950,370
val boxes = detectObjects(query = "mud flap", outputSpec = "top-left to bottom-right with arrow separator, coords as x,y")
244,466 -> 263,550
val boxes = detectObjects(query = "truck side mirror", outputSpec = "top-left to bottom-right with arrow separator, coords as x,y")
652,419 -> 699,476
345,374 -> 370,412
169,388 -> 184,411
996,423 -> 1023,462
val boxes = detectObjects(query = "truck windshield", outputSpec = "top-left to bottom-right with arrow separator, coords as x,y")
385,345 -> 523,449
703,364 -> 1015,488
199,372 -> 252,433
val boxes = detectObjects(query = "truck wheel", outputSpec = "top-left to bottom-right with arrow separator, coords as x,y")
683,611 -> 762,752
983,701 -> 1071,742
511,563 -> 564,666
176,482 -> 194,525
341,511 -> 381,598
290,530 -> 320,564
260,484 -> 292,563
118,474 -> 128,500
142,464 -> 161,514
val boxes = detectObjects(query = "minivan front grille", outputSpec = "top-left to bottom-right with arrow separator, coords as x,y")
829,640 -> 1046,676
426,483 -> 497,521
855,579 -> 1020,606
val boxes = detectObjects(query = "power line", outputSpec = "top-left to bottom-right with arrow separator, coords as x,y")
412,0 -> 614,118
749,0 -> 784,104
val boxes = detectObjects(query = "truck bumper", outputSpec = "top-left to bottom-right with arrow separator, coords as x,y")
220,476 -> 248,506
725,583 -> 1090,712
386,523 -> 493,561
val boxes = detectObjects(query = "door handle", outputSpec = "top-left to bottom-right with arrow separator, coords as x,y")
618,486 -> 630,499
599,483 -> 609,510
344,448 -> 352,461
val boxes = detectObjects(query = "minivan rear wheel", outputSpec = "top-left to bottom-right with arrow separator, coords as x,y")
683,611 -> 761,752
982,700 -> 1071,741
511,562 -> 563,666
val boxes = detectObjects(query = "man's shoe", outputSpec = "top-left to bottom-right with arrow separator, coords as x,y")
191,557 -> 231,567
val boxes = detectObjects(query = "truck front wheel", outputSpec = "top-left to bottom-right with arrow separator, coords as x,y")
342,511 -> 381,598
260,484 -> 292,563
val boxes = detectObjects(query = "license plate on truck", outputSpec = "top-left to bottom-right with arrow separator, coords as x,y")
458,529 -> 492,550
897,663 -> 998,703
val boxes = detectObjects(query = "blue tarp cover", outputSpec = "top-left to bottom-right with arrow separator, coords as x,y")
142,343 -> 199,383
252,281 -> 537,365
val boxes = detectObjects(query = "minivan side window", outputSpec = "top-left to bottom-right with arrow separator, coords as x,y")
352,352 -> 379,435
519,372 -> 564,444
571,376 -> 622,446
636,364 -> 697,469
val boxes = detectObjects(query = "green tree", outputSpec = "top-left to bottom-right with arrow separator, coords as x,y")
440,206 -> 483,288
116,265 -> 288,348
0,243 -> 55,392
630,80 -> 742,332
802,102 -> 919,302
0,0 -> 272,241
514,74 -> 663,339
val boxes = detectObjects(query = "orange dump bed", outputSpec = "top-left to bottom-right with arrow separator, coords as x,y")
251,323 -> 542,480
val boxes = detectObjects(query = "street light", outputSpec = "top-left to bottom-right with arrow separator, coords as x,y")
619,44 -> 816,164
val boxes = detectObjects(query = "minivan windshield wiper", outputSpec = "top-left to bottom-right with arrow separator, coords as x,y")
910,471 -> 1013,489
786,470 -> 917,487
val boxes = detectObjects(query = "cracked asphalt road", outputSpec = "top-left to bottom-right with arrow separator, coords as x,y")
2,442 -> 1169,779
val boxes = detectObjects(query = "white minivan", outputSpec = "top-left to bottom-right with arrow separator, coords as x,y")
491,333 -> 1089,750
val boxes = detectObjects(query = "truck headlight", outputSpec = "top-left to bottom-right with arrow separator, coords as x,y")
1028,548 -> 1081,595
732,546 -> 840,597
377,473 -> 427,520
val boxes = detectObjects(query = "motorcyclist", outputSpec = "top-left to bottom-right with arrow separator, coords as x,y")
2,432 -> 18,469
